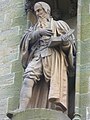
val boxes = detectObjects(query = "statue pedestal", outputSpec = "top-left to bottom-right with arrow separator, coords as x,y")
7,108 -> 71,120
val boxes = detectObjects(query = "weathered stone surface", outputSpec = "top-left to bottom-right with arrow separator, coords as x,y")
75,0 -> 90,120
0,0 -> 25,119
0,73 -> 15,85
7,108 -> 71,120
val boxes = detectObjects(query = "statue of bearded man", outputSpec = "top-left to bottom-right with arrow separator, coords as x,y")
18,1 -> 76,113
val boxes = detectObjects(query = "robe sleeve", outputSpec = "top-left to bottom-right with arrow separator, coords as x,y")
20,26 -> 35,69
56,20 -> 76,71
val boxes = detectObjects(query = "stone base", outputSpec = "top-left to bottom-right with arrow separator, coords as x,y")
7,108 -> 71,120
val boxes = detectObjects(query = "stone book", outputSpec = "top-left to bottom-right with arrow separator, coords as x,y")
48,29 -> 74,47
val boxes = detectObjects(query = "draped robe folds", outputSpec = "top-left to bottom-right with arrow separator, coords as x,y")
20,18 -> 76,110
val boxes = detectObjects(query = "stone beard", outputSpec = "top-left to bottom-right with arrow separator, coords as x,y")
37,14 -> 50,29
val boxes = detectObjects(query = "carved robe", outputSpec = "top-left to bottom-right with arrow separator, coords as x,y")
20,18 -> 76,110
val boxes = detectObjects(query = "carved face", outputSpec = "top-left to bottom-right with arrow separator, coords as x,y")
34,3 -> 47,18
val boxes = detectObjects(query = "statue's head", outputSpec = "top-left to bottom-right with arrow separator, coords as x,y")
34,2 -> 51,19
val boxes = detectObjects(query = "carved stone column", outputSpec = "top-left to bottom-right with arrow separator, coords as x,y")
73,0 -> 90,119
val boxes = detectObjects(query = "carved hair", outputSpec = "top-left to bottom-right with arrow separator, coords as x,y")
34,2 -> 51,15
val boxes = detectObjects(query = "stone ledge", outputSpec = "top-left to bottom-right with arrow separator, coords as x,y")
7,108 -> 71,120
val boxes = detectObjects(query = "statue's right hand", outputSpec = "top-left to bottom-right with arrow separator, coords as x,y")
32,30 -> 41,39
32,29 -> 53,39
39,29 -> 53,37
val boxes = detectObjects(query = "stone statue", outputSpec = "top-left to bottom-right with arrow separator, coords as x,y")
19,1 -> 76,113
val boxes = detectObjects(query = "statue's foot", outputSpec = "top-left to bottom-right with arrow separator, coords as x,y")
54,101 -> 67,113
55,105 -> 67,113
55,105 -> 64,112
7,109 -> 24,119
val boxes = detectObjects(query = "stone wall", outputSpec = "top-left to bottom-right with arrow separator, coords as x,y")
0,0 -> 27,119
1,0 -> 90,120
75,0 -> 90,120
